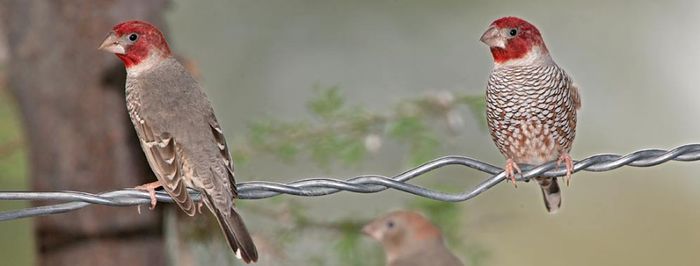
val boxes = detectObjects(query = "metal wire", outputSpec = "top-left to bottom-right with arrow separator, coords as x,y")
1,144 -> 699,222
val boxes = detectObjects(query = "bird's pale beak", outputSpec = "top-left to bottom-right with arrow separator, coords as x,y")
361,224 -> 372,236
361,223 -> 381,240
480,26 -> 505,49
98,32 -> 126,54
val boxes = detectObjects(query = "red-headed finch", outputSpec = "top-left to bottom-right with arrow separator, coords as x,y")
481,17 -> 581,213
99,20 -> 257,263
363,211 -> 464,266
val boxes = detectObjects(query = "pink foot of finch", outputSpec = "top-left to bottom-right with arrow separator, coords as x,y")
504,159 -> 522,188
196,201 -> 204,214
135,181 -> 162,213
557,153 -> 575,186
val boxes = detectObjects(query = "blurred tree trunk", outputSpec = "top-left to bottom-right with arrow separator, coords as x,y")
2,1 -> 169,265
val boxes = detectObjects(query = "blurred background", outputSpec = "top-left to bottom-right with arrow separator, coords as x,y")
1,0 -> 699,265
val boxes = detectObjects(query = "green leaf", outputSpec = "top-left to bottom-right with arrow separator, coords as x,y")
387,116 -> 425,138
308,85 -> 344,119
338,139 -> 365,164
276,142 -> 300,161
248,120 -> 273,146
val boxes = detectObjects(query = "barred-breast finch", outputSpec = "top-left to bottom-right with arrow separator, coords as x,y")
363,211 -> 464,266
481,17 -> 581,213
99,21 -> 258,262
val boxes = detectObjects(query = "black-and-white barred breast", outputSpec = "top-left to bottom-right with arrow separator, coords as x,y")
486,64 -> 580,165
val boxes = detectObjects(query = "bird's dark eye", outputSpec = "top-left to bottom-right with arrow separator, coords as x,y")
128,33 -> 139,42
386,221 -> 394,228
508,29 -> 518,37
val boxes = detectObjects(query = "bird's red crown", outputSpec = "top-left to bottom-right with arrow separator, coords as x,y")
108,20 -> 171,68
483,17 -> 549,63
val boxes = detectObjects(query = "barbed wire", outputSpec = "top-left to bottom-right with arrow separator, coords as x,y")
1,144 -> 699,222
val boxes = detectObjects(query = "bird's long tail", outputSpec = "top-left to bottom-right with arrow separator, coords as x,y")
535,176 -> 561,213
202,193 -> 258,263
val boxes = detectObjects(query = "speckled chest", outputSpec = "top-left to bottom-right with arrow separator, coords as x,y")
486,65 -> 577,164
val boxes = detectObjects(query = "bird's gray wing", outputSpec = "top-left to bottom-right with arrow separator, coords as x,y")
207,114 -> 237,197
135,120 -> 196,216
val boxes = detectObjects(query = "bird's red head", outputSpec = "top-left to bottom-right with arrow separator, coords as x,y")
480,17 -> 549,64
99,20 -> 171,68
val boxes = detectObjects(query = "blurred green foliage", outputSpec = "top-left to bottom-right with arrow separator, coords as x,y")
234,85 -> 485,166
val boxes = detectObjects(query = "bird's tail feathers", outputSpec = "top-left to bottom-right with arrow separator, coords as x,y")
202,192 -> 258,263
535,176 -> 561,213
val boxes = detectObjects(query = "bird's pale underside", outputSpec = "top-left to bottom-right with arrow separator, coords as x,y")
486,65 -> 579,165
487,63 -> 580,213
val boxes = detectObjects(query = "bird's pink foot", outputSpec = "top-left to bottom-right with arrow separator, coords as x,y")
557,153 -> 574,186
135,181 -> 162,213
196,201 -> 204,214
504,159 -> 522,188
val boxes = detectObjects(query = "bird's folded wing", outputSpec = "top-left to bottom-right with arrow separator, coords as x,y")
136,120 -> 196,216
208,115 -> 237,197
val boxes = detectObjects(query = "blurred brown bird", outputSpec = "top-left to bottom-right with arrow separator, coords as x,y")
363,210 -> 464,266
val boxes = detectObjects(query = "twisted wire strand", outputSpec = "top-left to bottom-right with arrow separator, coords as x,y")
1,144 -> 698,222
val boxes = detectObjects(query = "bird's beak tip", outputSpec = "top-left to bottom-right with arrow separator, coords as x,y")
98,32 -> 126,54
480,26 -> 504,48
479,31 -> 490,44
361,225 -> 372,236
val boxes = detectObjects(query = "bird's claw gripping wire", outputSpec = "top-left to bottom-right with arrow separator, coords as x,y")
504,159 -> 522,188
134,181 -> 161,214
557,153 -> 574,186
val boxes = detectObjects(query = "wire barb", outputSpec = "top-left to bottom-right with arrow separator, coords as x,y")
1,144 -> 699,221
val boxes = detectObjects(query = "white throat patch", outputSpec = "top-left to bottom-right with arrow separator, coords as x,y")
126,51 -> 167,77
